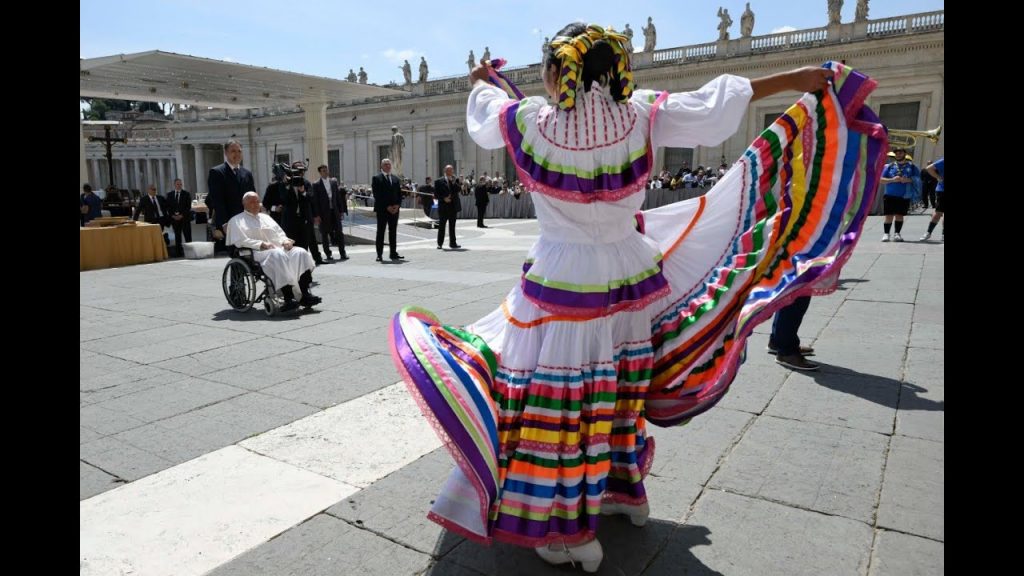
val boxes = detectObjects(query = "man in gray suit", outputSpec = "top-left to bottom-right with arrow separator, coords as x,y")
434,164 -> 462,249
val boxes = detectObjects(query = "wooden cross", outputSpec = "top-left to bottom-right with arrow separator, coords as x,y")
88,123 -> 126,191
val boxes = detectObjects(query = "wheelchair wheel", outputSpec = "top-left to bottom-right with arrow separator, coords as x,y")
223,258 -> 257,312
262,276 -> 284,317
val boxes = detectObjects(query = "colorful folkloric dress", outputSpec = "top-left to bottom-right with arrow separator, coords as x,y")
390,62 -> 886,547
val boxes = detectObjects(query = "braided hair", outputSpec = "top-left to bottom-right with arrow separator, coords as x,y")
544,22 -> 635,110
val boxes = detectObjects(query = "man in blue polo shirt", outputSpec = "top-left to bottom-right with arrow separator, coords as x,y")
878,147 -> 920,242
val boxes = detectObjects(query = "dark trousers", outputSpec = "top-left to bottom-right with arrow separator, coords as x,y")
437,208 -> 457,247
294,220 -> 324,264
376,210 -> 400,257
770,296 -> 812,355
281,270 -> 313,301
170,217 -> 192,256
476,204 -> 487,227
924,188 -> 937,209
319,217 -> 346,258
150,218 -> 170,247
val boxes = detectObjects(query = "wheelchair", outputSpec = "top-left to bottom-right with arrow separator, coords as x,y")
222,248 -> 286,316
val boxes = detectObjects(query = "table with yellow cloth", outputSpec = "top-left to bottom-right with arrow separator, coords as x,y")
80,223 -> 168,271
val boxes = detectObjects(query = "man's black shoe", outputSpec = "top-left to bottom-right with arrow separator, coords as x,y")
767,345 -> 815,356
776,353 -> 820,371
390,253 -> 405,260
299,294 -> 322,308
280,300 -> 300,313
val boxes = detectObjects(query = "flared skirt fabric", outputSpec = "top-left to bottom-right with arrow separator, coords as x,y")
389,63 -> 886,546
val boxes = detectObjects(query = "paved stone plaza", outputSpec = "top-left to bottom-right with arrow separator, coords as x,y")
80,214 -> 943,575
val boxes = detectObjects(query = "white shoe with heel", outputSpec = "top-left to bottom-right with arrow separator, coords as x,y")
535,538 -> 603,573
600,500 -> 650,526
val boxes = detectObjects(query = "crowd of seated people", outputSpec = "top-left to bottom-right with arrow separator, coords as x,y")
648,163 -> 730,190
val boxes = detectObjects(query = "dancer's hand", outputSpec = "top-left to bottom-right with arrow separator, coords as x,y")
751,66 -> 834,101
469,60 -> 491,84
788,66 -> 833,93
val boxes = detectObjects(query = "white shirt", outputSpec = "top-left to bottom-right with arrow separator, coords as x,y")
149,194 -> 163,217
321,178 -> 333,208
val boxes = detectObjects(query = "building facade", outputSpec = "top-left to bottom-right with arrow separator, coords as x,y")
84,10 -> 944,199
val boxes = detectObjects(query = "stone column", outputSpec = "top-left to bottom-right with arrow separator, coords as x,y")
119,158 -> 129,191
85,159 -> 96,187
126,159 -> 134,189
301,102 -> 329,170
158,158 -> 168,193
342,133 -> 357,184
80,120 -> 88,188
100,159 -> 111,189
174,144 -> 187,190
406,125 -> 414,182
194,145 -> 209,198
454,127 -> 464,178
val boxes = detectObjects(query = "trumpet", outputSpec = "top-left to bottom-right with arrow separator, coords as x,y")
888,125 -> 942,148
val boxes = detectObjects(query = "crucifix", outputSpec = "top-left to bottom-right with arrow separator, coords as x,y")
84,120 -> 125,191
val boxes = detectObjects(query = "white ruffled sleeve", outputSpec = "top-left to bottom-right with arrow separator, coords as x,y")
632,75 -> 753,149
466,82 -> 511,150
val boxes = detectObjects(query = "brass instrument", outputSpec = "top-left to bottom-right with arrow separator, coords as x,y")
888,125 -> 942,148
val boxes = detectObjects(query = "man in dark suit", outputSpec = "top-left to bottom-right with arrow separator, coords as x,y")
419,177 -> 435,218
263,176 -> 284,224
312,165 -> 349,261
166,178 -> 193,257
475,177 -> 491,228
80,184 -> 102,226
207,139 -> 255,250
371,158 -> 404,262
133,185 -> 171,245
434,164 -> 462,249
282,162 -> 324,266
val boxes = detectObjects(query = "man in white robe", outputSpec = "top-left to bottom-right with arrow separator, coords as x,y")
226,192 -> 321,312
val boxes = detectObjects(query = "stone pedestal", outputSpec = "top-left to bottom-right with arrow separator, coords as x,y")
632,51 -> 654,68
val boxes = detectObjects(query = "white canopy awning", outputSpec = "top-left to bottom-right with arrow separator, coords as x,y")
80,50 -> 404,109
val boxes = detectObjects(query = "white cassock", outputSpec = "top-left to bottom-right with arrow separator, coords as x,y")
226,211 -> 315,294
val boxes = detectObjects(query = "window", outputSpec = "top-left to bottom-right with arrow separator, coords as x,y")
437,140 -> 455,177
663,147 -> 694,173
878,102 -> 920,131
328,149 -> 340,180
275,153 -> 290,165
378,145 -> 391,167
763,111 -> 786,131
